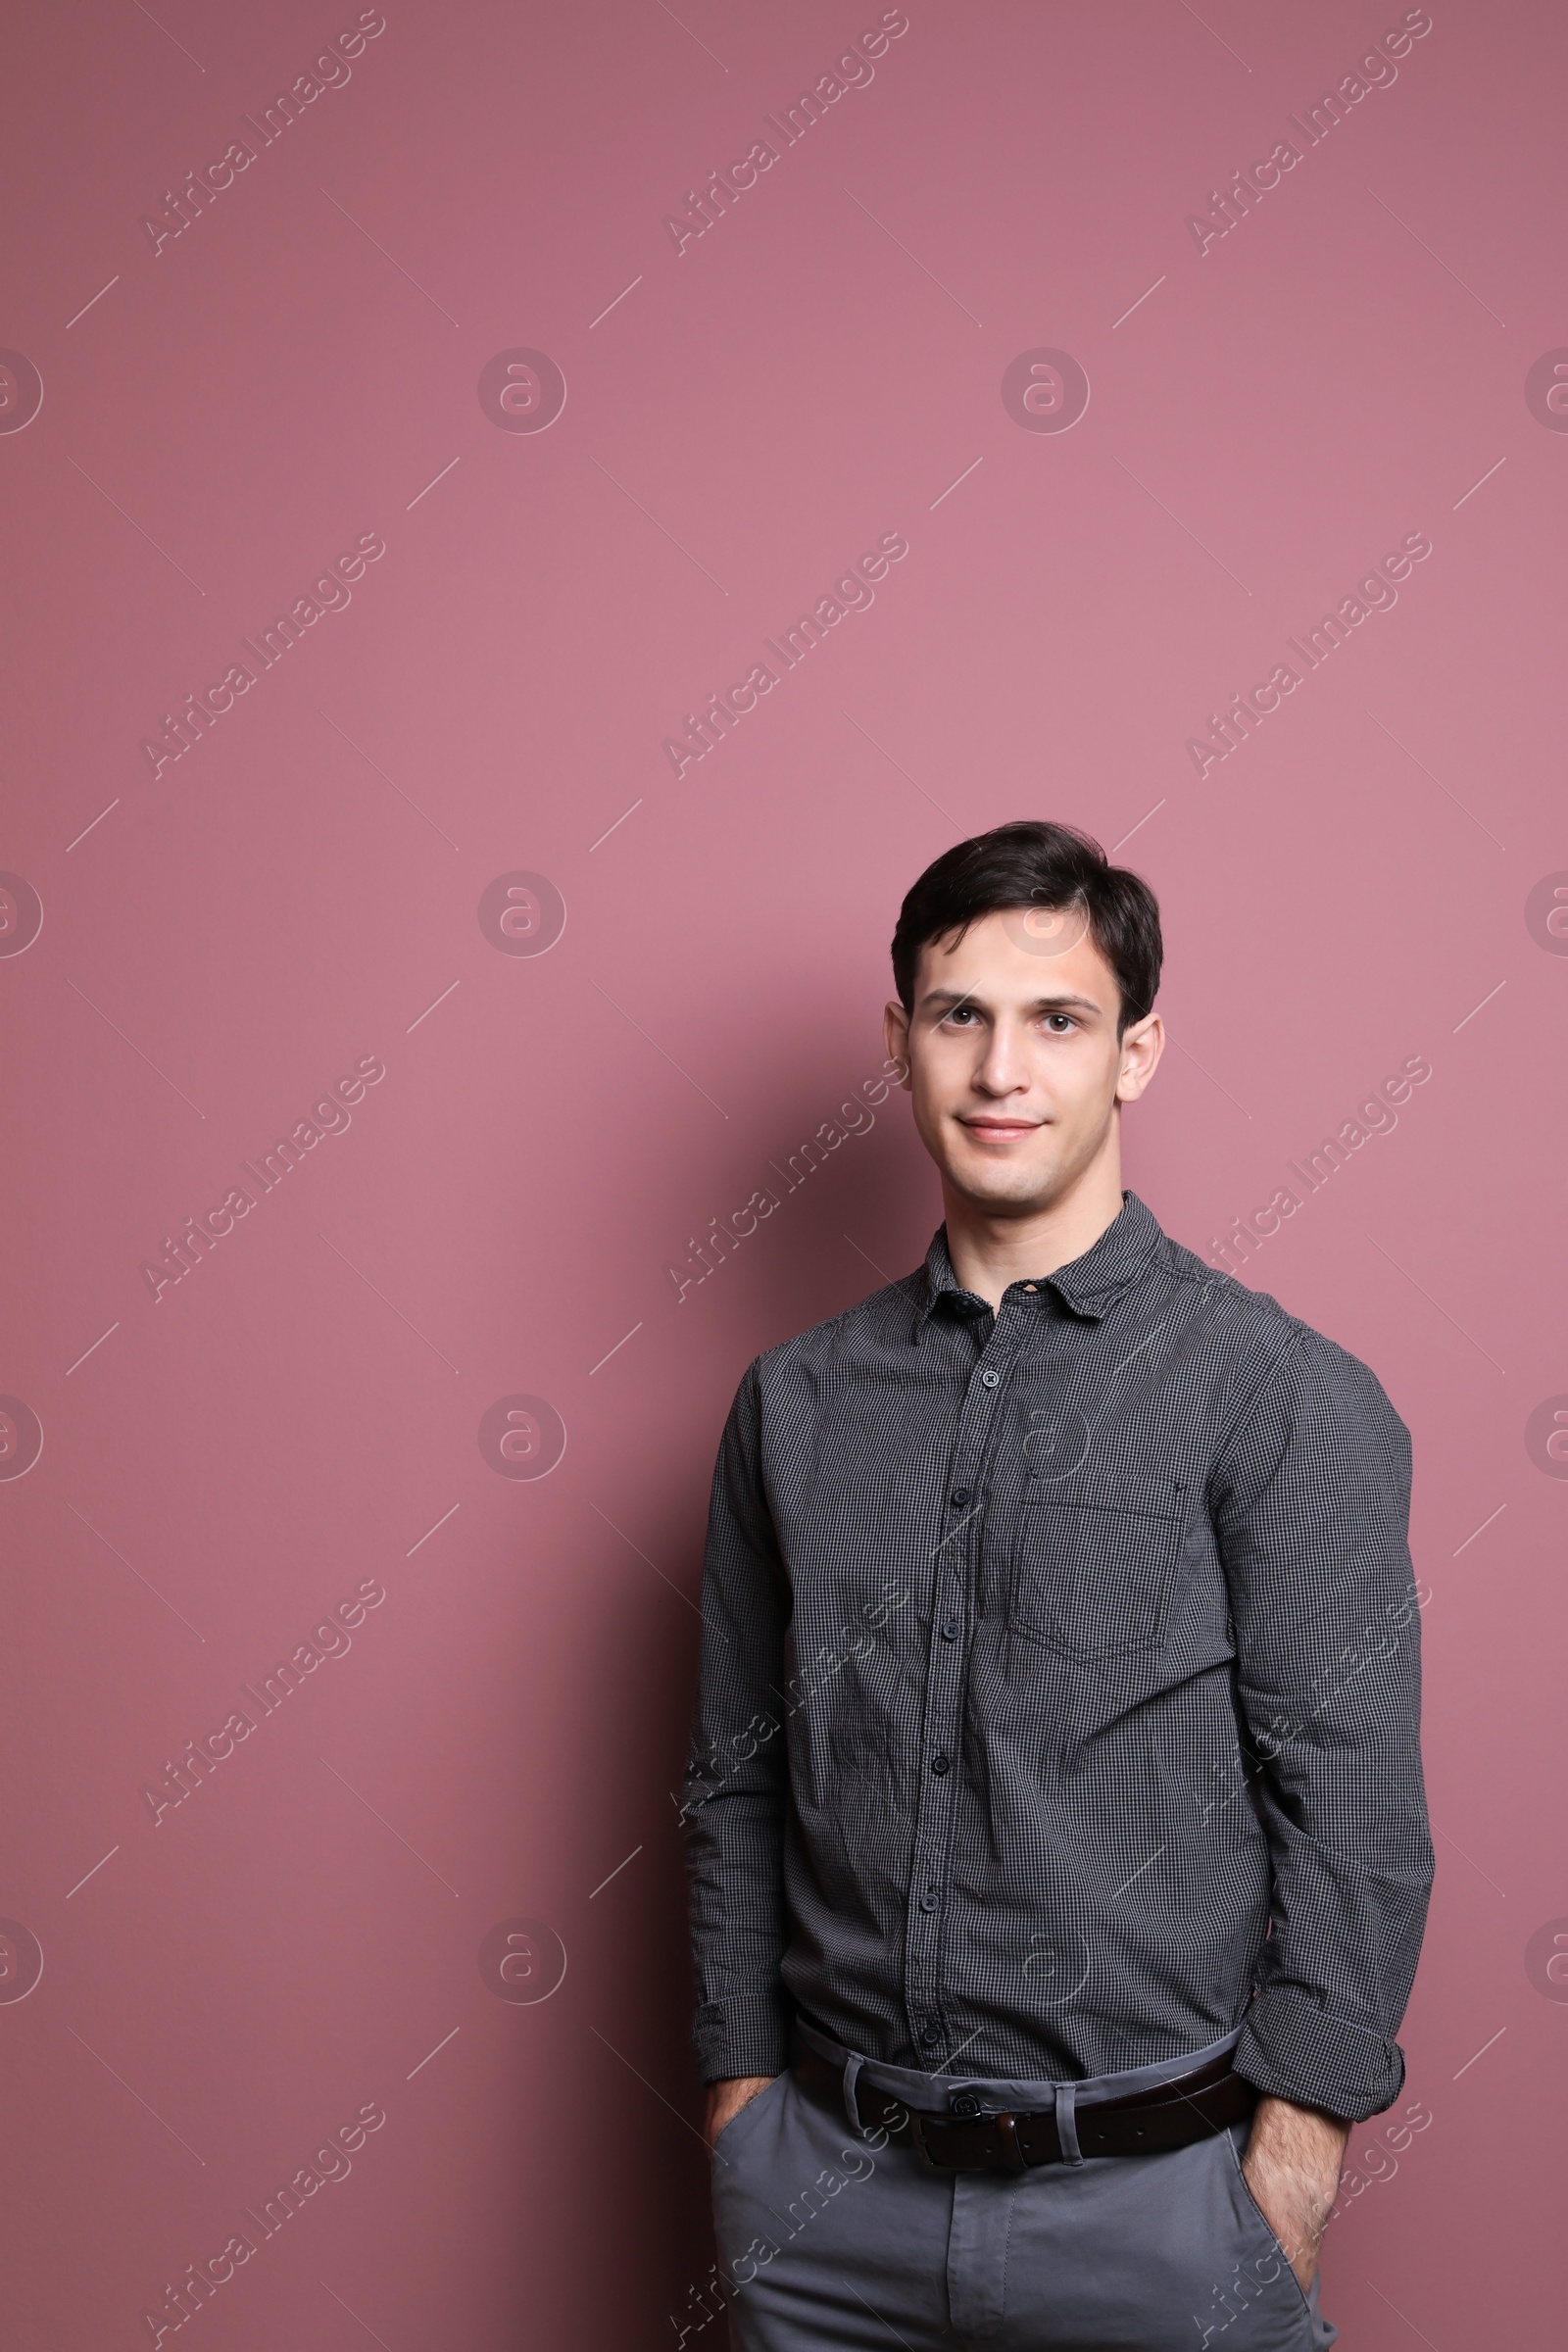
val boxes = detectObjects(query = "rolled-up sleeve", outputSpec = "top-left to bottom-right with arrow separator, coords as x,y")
1214,1328 -> 1435,2122
681,1360 -> 794,2082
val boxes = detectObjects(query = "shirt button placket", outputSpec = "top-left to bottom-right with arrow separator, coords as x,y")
905,1325 -> 1017,2059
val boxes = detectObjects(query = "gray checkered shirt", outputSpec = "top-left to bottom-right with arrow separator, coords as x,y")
681,1192 -> 1433,2122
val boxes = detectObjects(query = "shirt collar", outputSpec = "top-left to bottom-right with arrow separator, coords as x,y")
911,1190 -> 1165,1339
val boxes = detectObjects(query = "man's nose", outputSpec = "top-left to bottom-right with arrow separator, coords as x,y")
974,1024 -> 1027,1092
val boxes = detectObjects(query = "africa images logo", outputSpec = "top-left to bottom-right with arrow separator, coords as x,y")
0,350 -> 44,434
0,1920 -> 45,2003
478,1396 -> 566,1480
478,1918 -> 567,2003
1525,350 -> 1568,431
1001,349 -> 1090,434
477,350 -> 567,434
477,872 -> 566,956
0,873 -> 44,956
0,1397 -> 44,1481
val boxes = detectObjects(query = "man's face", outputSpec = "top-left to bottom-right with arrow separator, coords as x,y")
883,905 -> 1163,1217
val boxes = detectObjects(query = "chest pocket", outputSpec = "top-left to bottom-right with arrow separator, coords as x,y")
1009,1467 -> 1188,1662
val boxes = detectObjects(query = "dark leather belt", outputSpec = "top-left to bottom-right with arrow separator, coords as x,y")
792,2041 -> 1255,2171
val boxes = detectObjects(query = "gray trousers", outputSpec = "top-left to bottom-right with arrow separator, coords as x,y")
708,2032 -> 1337,2351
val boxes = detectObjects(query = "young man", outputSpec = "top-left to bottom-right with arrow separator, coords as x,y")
682,821 -> 1433,2351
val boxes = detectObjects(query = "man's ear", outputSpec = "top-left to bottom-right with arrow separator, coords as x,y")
883,999 -> 912,1087
1115,1011 -> 1164,1103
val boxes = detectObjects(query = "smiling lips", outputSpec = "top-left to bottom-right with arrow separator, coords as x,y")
959,1117 -> 1044,1140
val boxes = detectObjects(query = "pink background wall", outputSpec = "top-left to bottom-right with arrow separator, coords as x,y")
2,1 -> 1563,2342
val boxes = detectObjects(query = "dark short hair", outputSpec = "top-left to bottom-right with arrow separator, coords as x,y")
891,820 -> 1162,1036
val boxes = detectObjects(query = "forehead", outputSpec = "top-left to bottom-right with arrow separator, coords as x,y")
914,906 -> 1119,1005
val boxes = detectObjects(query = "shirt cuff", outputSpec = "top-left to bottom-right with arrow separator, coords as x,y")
1233,1984 -> 1407,2123
692,1990 -> 792,2084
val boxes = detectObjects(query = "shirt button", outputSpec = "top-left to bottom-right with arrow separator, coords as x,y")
919,2025 -> 942,2047
941,1617 -> 961,1641
919,1889 -> 940,1912
952,2090 -> 982,2117
931,1753 -> 952,1776
950,1488 -> 972,1508
980,1369 -> 1001,1389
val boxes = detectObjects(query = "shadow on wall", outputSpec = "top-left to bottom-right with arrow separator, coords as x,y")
665,1050 -> 938,1350
478,1045 -> 943,2337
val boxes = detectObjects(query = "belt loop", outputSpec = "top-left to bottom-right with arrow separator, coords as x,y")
841,2050 -> 865,2136
1054,2082 -> 1083,2167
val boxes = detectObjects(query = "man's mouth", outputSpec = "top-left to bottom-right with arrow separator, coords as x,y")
958,1116 -> 1044,1140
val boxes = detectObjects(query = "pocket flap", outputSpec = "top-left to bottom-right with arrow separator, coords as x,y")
1021,1465 -> 1186,1519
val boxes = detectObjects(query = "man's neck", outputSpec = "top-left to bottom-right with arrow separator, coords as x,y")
941,1166 -> 1126,1311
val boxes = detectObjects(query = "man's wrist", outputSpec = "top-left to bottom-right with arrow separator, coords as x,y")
705,2073 -> 778,2151
1242,2093 -> 1351,2287
1246,2091 -> 1351,2186
1250,2090 -> 1352,2149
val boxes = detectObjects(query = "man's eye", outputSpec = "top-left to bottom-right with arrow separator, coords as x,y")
1044,1013 -> 1076,1033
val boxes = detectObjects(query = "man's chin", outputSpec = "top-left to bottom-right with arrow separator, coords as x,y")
943,1153 -> 1060,1212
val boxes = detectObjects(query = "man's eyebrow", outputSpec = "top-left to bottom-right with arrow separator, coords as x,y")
917,987 -> 1104,1014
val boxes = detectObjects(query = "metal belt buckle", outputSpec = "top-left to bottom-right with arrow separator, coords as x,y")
908,2106 -> 1032,2173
